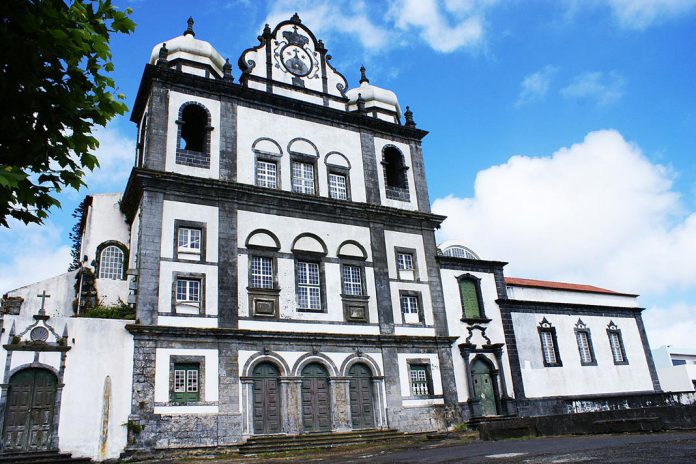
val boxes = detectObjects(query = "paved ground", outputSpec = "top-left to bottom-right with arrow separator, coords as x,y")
267,431 -> 696,464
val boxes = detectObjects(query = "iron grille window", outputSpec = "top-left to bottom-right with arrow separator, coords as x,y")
292,161 -> 315,194
401,295 -> 419,314
176,278 -> 200,304
609,332 -> 625,363
99,245 -> 124,280
576,331 -> 593,364
173,363 -> 199,402
329,173 -> 348,200
250,256 -> 274,289
397,253 -> 414,271
342,265 -> 363,295
540,330 -> 557,365
256,160 -> 277,188
296,261 -> 321,310
409,365 -> 431,396
177,227 -> 201,252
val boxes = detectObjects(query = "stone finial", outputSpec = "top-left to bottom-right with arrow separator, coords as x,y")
290,12 -> 302,24
223,58 -> 233,82
357,93 -> 366,114
157,43 -> 168,66
404,106 -> 416,127
184,16 -> 195,37
263,23 -> 272,36
359,65 -> 369,84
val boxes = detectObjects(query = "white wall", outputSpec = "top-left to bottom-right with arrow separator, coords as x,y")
236,106 -> 366,202
506,285 -> 639,308
512,313 -> 654,397
0,315 -> 133,461
5,271 -> 77,318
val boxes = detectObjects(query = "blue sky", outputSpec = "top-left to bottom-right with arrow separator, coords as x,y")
2,0 -> 695,347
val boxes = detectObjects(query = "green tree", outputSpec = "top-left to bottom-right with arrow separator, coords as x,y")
0,0 -> 135,227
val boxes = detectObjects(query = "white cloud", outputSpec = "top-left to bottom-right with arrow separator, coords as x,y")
432,129 -> 696,297
606,0 -> 696,29
83,124 -> 136,193
0,220 -> 71,294
644,302 -> 696,348
516,65 -> 557,107
560,71 -> 625,106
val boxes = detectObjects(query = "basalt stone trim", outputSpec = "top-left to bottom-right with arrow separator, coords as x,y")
121,168 -> 446,229
499,305 -> 526,399
219,100 -> 237,182
135,190 -> 165,325
408,140 -> 430,213
130,65 -> 428,143
218,201 -> 238,328
437,256 -> 508,273
359,130 -> 381,205
369,223 -> 394,334
143,81 -> 169,171
175,149 -> 210,168
634,312 -> 662,392
497,299 -> 644,316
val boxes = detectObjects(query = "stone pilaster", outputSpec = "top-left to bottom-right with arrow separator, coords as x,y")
330,378 -> 352,431
282,378 -> 303,434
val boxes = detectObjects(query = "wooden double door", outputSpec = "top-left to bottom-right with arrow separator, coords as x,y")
2,368 -> 57,452
348,363 -> 375,429
252,362 -> 282,434
301,363 -> 331,432
471,358 -> 498,417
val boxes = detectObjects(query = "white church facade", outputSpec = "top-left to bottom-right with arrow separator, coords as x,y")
0,15 -> 683,461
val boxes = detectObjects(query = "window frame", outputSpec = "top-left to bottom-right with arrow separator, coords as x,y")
394,246 -> 419,282
606,321 -> 629,365
290,156 -> 317,195
246,243 -> 281,319
407,361 -> 434,398
327,166 -> 351,201
339,255 -> 370,323
457,273 -> 489,323
294,252 -> 326,312
399,290 -> 425,325
538,318 -> 562,367
169,356 -> 205,404
173,220 -> 207,262
574,322 -> 597,366
95,241 -> 129,281
171,272 -> 205,315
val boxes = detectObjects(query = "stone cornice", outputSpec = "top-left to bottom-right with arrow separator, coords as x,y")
437,256 -> 508,271
496,298 -> 645,314
121,167 -> 447,228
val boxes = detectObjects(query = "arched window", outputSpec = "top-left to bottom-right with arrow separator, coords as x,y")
98,245 -> 124,280
382,146 -> 410,201
443,245 -> 480,260
176,103 -> 212,168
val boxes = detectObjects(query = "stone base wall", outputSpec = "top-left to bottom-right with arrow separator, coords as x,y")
388,405 -> 449,432
132,414 -> 243,449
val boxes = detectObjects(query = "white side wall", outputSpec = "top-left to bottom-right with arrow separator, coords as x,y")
5,271 -> 77,318
506,286 -> 639,308
0,316 -> 133,461
512,313 -> 654,397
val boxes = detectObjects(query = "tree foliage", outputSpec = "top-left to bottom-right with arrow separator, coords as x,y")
0,0 -> 135,227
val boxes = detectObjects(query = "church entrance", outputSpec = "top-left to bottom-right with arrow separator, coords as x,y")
471,358 -> 498,417
301,363 -> 331,432
2,368 -> 57,452
348,363 -> 375,429
252,362 -> 281,434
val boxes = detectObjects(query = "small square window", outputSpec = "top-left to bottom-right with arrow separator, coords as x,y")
401,294 -> 421,324
250,256 -> 274,289
329,173 -> 348,200
397,253 -> 414,271
256,160 -> 277,189
178,227 -> 201,253
176,279 -> 200,304
409,364 -> 431,397
292,161 -> 315,194
173,363 -> 200,403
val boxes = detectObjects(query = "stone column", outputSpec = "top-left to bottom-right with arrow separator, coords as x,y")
330,378 -> 352,432
240,379 -> 253,435
372,377 -> 386,428
282,378 -> 302,434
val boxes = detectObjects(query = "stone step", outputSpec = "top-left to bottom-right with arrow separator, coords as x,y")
245,428 -> 400,443
0,451 -> 91,464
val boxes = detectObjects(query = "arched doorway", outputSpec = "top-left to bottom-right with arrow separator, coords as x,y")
301,363 -> 331,432
348,363 -> 375,429
471,358 -> 498,417
252,362 -> 281,434
3,368 -> 57,451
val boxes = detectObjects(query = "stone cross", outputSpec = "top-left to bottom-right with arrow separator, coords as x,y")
37,290 -> 51,315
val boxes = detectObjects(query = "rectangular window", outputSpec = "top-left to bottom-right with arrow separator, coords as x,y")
176,278 -> 200,304
256,160 -> 277,188
250,256 -> 274,289
609,332 -> 624,363
177,227 -> 201,252
342,265 -> 363,296
397,253 -> 414,271
576,331 -> 593,364
292,161 -> 315,194
401,295 -> 419,314
173,363 -> 199,402
329,173 -> 348,200
540,330 -> 557,365
409,365 -> 431,397
296,261 -> 321,310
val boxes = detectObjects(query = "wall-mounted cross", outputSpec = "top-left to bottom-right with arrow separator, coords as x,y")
37,290 -> 51,315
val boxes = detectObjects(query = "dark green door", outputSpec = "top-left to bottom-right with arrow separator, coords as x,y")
3,369 -> 57,452
348,364 -> 375,429
252,362 -> 281,434
301,363 -> 331,432
471,359 -> 498,417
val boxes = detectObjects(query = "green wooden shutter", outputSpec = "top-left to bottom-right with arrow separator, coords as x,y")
173,363 -> 200,403
459,278 -> 481,319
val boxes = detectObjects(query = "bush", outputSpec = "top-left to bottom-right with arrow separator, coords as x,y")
84,299 -> 135,320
